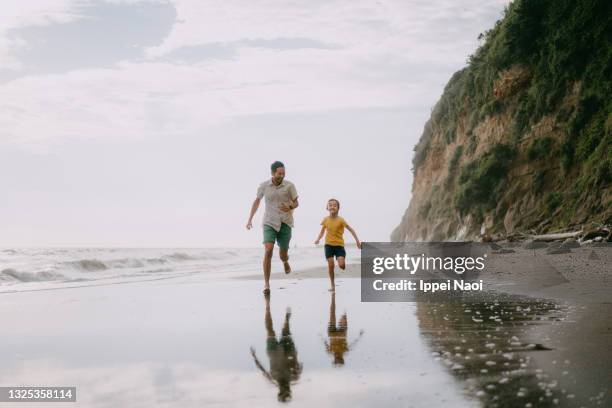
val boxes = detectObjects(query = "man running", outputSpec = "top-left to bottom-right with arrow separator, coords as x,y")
246,161 -> 299,295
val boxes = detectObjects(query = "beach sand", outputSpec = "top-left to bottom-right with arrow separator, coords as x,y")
0,272 -> 474,408
0,245 -> 610,407
241,245 -> 612,407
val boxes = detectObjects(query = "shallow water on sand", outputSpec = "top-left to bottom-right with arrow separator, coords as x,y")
0,276 -> 609,407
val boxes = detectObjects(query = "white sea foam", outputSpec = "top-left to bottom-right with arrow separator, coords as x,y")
0,246 -> 337,292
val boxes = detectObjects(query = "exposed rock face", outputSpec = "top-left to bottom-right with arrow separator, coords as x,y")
392,0 -> 611,242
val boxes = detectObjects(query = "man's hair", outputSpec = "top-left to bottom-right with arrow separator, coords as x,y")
271,161 -> 285,174
328,198 -> 340,209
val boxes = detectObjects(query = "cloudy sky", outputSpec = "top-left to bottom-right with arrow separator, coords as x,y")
0,0 -> 509,247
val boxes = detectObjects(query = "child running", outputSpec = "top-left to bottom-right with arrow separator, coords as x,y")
314,198 -> 361,292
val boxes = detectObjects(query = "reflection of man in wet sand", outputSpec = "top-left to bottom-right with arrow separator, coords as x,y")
250,295 -> 303,402
325,292 -> 364,366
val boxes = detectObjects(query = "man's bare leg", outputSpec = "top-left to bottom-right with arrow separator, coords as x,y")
337,256 -> 346,270
265,295 -> 275,336
282,307 -> 292,337
327,257 -> 335,291
279,247 -> 291,274
263,242 -> 274,293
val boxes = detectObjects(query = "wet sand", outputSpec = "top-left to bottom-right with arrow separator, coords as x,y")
0,245 -> 610,407
0,275 -> 474,408
241,245 -> 612,407
254,245 -> 612,302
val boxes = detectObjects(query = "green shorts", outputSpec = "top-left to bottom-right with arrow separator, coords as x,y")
263,223 -> 292,249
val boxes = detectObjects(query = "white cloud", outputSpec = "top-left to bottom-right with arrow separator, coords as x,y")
145,0 -> 508,58
0,47 -> 430,148
0,0 -> 510,149
0,0 -> 81,70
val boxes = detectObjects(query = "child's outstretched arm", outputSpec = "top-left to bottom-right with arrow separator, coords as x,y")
314,226 -> 326,245
346,224 -> 362,249
348,329 -> 365,350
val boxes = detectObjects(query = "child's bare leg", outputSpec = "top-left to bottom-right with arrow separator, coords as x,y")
337,256 -> 346,270
327,257 -> 335,291
329,291 -> 336,326
279,247 -> 291,274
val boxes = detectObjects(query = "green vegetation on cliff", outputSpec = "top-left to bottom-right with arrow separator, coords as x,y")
411,0 -> 611,234
455,144 -> 517,217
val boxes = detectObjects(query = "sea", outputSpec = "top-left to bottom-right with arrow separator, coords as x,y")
0,247 -> 329,293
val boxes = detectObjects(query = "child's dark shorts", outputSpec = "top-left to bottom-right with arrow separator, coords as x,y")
324,244 -> 346,259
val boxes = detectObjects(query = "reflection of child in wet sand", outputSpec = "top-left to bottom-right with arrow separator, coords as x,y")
325,292 -> 364,366
250,296 -> 302,402
314,198 -> 361,292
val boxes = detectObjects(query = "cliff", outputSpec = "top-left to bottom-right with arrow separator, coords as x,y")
392,0 -> 611,241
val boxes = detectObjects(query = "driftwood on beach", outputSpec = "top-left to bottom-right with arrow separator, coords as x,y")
486,225 -> 611,244
531,230 -> 582,242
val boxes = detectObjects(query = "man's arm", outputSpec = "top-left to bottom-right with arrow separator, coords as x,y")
346,224 -> 362,249
279,196 -> 299,212
250,347 -> 274,383
280,183 -> 299,212
246,197 -> 261,230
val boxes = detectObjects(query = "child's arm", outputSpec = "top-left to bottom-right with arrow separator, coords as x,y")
314,226 -> 326,245
348,329 -> 365,350
346,224 -> 362,249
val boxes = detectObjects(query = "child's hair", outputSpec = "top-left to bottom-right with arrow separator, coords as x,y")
327,198 -> 340,209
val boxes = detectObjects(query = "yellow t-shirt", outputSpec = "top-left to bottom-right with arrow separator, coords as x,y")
321,216 -> 347,246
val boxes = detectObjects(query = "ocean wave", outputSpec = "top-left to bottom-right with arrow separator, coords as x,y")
63,257 -> 177,272
145,258 -> 169,265
163,252 -> 198,261
65,259 -> 108,271
1,268 -> 66,282
106,258 -> 145,268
